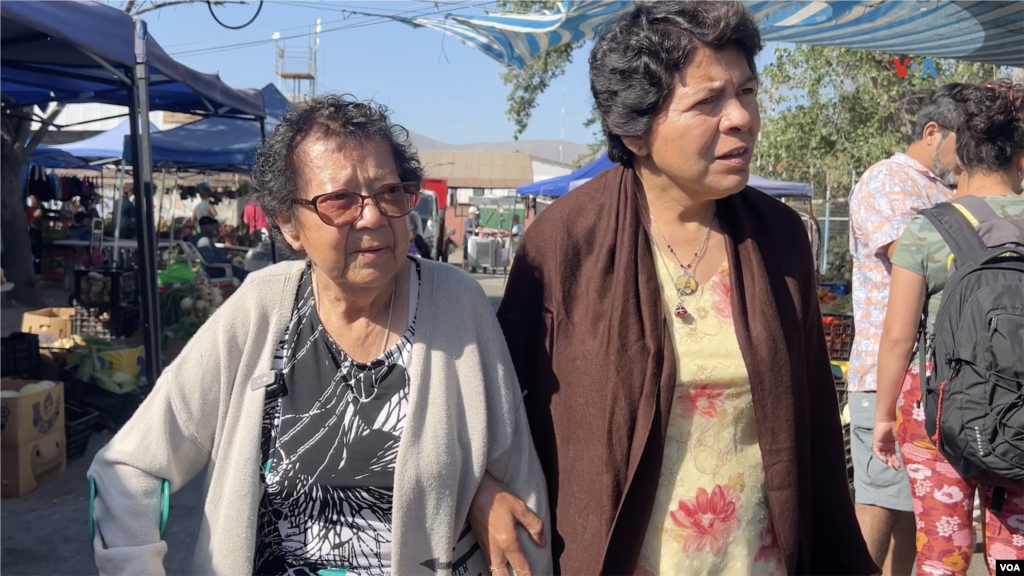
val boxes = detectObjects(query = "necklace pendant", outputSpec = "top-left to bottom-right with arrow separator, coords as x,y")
675,273 -> 698,296
675,303 -> 689,319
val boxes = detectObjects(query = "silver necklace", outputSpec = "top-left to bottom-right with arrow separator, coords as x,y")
312,268 -> 396,401
636,191 -> 716,319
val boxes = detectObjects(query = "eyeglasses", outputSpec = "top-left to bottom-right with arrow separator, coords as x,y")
293,182 -> 421,227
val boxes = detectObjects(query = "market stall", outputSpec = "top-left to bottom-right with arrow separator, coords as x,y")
2,0 -> 267,403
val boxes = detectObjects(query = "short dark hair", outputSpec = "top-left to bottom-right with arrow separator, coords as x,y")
250,94 -> 425,242
907,83 -> 968,144
950,79 -> 1024,172
589,1 -> 763,168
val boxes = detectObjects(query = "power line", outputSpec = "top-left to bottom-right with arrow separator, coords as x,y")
164,1 -> 457,48
169,1 -> 492,57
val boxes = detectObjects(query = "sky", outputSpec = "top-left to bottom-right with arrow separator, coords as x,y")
130,0 -> 600,146
129,0 -> 777,147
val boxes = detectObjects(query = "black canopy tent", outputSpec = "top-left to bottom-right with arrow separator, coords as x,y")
1,0 -> 268,386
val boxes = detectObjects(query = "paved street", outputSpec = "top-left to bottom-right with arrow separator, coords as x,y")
0,269 -> 988,575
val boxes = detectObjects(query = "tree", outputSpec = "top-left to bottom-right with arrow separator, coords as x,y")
753,45 -> 1004,199
496,1 -> 583,141
0,0 -> 229,306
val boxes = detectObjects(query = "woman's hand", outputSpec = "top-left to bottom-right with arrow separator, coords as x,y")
468,472 -> 546,576
872,419 -> 901,470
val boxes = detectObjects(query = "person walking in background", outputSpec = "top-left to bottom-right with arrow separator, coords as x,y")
193,182 -> 218,222
243,195 -> 269,239
874,80 -> 1024,576
847,84 -> 964,575
463,205 -> 478,265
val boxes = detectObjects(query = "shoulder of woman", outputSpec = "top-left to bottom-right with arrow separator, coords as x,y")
418,259 -> 488,304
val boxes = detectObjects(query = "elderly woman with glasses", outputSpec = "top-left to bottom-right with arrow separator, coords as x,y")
87,95 -> 551,576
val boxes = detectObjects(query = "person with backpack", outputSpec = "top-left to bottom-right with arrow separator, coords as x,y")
873,80 -> 1024,575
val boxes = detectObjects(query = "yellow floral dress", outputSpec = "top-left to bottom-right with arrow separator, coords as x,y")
636,244 -> 785,576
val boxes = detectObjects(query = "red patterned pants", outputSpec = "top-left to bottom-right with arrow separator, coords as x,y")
895,364 -> 1024,576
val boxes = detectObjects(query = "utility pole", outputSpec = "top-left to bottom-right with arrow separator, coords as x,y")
559,86 -> 565,162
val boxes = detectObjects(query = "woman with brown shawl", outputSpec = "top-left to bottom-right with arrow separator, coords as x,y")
466,2 -> 877,575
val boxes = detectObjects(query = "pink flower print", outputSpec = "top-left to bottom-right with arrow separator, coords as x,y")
906,463 -> 932,480
914,479 -> 933,498
933,485 -> 965,504
708,269 -> 732,322
755,521 -> 779,563
679,384 -> 725,421
1012,534 -> 1024,548
669,484 -> 742,557
912,402 -> 924,421
952,528 -> 973,548
990,543 -> 1017,563
936,516 -> 960,537
913,497 -> 925,516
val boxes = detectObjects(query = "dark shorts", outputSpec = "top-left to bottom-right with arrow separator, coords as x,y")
849,392 -> 913,512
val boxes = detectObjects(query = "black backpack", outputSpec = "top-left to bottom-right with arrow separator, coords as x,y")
918,196 -> 1024,501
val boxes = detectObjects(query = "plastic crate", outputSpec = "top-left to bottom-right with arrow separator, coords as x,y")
62,369 -> 149,431
74,268 -> 137,308
1,332 -> 41,379
72,302 -> 140,340
822,314 -> 854,361
65,402 -> 99,462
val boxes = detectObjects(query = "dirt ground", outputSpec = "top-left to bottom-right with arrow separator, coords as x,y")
0,269 -> 990,576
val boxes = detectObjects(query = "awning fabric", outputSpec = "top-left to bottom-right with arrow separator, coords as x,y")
32,119 -> 159,164
400,1 -> 1023,69
0,0 -> 266,118
124,84 -> 292,172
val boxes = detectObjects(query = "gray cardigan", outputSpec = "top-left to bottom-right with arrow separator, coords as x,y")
88,260 -> 552,575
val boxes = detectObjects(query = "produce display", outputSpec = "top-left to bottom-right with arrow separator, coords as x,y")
68,335 -> 147,395
160,275 -> 225,343
79,271 -> 112,304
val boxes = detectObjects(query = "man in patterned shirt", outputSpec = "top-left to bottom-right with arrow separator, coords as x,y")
847,84 -> 963,576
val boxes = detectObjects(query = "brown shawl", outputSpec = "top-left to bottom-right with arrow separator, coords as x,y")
497,166 -> 877,576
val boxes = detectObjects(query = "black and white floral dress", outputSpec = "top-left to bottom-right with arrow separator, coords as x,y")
253,259 -> 420,576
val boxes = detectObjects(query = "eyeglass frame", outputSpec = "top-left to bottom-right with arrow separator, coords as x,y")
292,181 -> 422,227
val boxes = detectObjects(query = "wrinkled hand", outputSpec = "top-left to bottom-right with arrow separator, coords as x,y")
468,472 -> 546,576
872,419 -> 901,470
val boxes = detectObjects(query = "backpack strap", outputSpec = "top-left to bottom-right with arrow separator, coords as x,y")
920,203 -> 988,268
954,195 -> 1001,226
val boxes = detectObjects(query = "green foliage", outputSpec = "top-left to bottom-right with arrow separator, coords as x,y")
496,1 -> 582,140
754,45 -> 1005,198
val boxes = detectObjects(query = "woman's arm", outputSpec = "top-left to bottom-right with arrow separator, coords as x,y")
86,292 -> 249,574
872,265 -> 926,470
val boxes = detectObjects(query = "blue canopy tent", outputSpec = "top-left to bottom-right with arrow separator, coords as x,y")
518,154 -> 813,199
125,84 -> 292,172
396,1 -> 1023,69
33,119 -> 159,165
516,154 -> 614,197
2,0 -> 270,383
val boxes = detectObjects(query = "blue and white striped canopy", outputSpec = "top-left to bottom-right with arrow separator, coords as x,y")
401,1 -> 1023,69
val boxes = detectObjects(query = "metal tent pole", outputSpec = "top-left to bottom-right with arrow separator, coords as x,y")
128,18 -> 162,384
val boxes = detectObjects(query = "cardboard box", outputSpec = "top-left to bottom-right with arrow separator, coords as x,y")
1,378 -> 65,447
21,308 -> 75,347
0,428 -> 66,497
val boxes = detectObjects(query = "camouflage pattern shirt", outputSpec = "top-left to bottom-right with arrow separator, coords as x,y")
890,193 -> 1024,362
